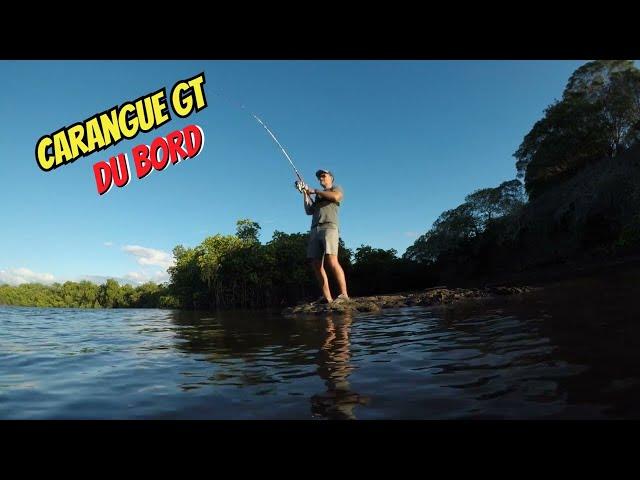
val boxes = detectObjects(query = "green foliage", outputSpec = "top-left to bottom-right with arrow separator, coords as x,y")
348,244 -> 434,295
515,96 -> 611,198
350,246 -> 398,294
464,179 -> 526,228
236,218 -> 261,243
167,245 -> 207,309
162,226 -> 319,309
563,60 -> 636,99
404,180 -> 525,265
263,230 -> 313,300
354,245 -> 397,265
0,279 -> 170,309
97,279 -> 123,308
515,60 -> 640,198
159,294 -> 181,309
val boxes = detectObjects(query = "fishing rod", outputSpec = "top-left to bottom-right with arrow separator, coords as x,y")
214,90 -> 310,194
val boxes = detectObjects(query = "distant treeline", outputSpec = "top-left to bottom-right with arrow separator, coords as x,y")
0,280 -> 173,309
4,60 -> 640,310
0,225 -> 433,309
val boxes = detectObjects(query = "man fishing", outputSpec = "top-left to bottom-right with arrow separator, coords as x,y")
297,169 -> 350,304
244,108 -> 349,304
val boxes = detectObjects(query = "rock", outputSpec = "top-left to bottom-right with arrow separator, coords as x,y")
281,285 -> 534,316
355,301 -> 382,312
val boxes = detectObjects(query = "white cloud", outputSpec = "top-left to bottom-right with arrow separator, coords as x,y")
124,270 -> 170,285
0,267 -> 56,285
122,245 -> 175,270
75,271 -> 168,286
0,245 -> 174,288
124,271 -> 147,282
404,231 -> 420,239
76,274 -> 129,285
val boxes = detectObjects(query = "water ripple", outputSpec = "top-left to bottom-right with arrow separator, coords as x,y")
2,282 -> 640,419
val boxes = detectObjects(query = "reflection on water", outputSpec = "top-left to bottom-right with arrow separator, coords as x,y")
311,315 -> 370,420
2,270 -> 640,419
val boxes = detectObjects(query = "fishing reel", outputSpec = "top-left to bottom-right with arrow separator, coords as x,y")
294,180 -> 308,193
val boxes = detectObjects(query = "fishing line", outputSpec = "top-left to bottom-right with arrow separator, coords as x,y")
213,90 -> 306,185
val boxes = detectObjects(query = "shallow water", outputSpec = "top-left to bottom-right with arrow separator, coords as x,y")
2,275 -> 640,419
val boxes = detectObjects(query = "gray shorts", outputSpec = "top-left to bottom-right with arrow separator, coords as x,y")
307,226 -> 339,258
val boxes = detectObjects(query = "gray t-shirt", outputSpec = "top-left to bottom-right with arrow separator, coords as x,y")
309,184 -> 343,229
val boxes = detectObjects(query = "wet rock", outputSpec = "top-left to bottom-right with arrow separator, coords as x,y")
283,297 -> 382,316
282,285 -> 535,316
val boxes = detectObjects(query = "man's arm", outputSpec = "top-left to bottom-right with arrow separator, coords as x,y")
303,191 -> 314,215
309,188 -> 343,203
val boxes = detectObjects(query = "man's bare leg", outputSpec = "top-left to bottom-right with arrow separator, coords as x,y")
311,259 -> 333,302
324,254 -> 349,298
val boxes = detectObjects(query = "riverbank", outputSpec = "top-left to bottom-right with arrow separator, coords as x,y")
283,253 -> 640,316
282,285 -> 536,316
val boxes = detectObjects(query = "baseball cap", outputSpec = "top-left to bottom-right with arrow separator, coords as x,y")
315,169 -> 333,178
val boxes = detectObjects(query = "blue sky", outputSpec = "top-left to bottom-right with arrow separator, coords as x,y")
0,60 -> 590,285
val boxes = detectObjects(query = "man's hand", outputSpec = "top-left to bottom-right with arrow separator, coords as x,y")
295,180 -> 308,193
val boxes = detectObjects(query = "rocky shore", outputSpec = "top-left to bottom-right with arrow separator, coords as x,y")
282,285 -> 536,316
